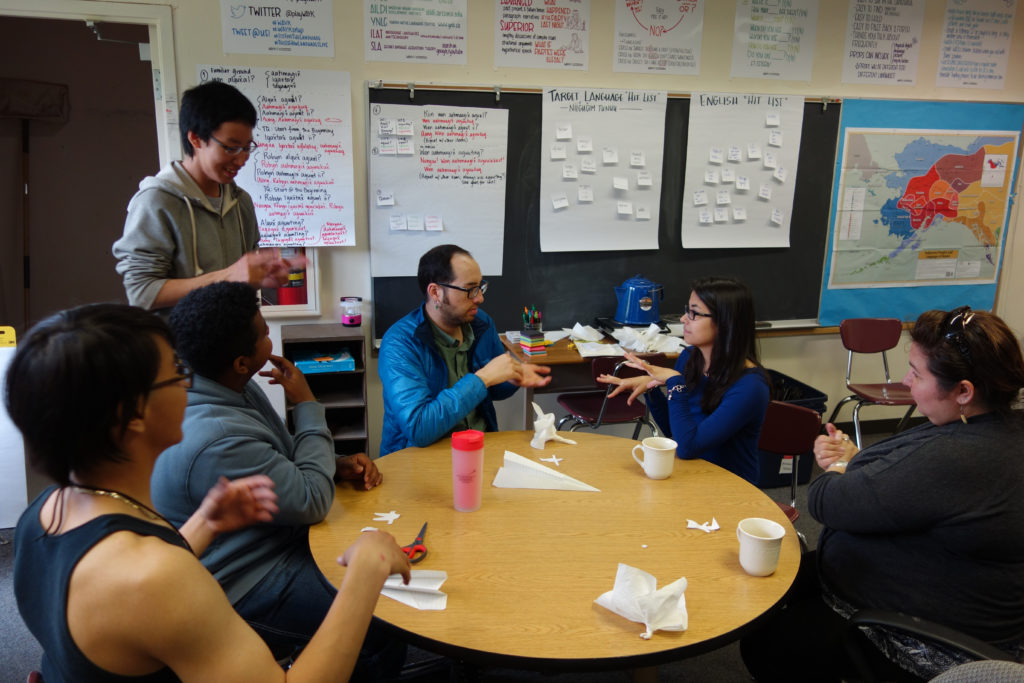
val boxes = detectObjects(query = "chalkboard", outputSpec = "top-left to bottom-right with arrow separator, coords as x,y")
370,86 -> 840,338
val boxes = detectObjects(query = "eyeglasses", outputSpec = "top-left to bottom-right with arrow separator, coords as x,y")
682,305 -> 713,321
943,305 -> 976,364
437,280 -> 488,299
151,358 -> 194,391
209,135 -> 258,156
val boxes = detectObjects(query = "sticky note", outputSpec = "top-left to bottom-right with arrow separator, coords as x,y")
716,189 -> 731,205
733,207 -> 747,221
613,176 -> 629,191
766,111 -> 781,127
704,169 -> 719,184
758,184 -> 772,201
562,163 -> 578,179
708,147 -> 724,165
763,152 -> 777,170
397,139 -> 414,155
389,214 -> 407,231
376,190 -> 395,207
736,175 -> 750,191
577,137 -> 593,152
379,138 -> 397,156
630,151 -> 646,167
771,207 -> 784,225
556,123 -> 573,140
577,184 -> 594,202
636,205 -> 651,220
617,200 -> 634,215
550,143 -> 567,160
693,189 -> 709,206
580,157 -> 597,173
768,129 -> 783,147
424,215 -> 443,231
698,208 -> 713,224
727,146 -> 743,162
714,208 -> 729,223
720,167 -> 735,183
747,143 -> 762,160
406,214 -> 424,230
636,171 -> 653,187
395,118 -> 414,136
602,148 -> 619,164
378,118 -> 395,136
551,192 -> 569,210
773,167 -> 788,183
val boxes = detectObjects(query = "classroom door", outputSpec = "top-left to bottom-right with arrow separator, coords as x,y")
0,16 -> 158,334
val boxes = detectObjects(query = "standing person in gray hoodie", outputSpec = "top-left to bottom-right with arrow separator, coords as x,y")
113,80 -> 292,312
151,282 -> 395,673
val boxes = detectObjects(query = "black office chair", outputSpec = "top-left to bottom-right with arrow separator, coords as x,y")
555,354 -> 668,439
845,609 -> 1018,683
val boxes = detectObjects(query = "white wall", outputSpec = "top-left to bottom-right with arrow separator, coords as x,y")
14,0 -> 1024,457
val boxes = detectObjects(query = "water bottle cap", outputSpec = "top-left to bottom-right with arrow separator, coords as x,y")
452,429 -> 484,450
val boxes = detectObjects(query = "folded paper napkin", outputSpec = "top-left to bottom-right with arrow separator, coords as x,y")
570,322 -> 604,342
595,563 -> 688,639
686,518 -> 720,533
611,323 -> 686,354
381,570 -> 448,610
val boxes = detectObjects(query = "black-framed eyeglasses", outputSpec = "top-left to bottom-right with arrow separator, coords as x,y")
151,358 -> 194,391
943,305 -> 975,364
210,135 -> 258,156
437,280 -> 488,299
683,305 -> 713,321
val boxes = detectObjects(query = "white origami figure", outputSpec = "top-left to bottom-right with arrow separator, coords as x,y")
530,402 -> 577,449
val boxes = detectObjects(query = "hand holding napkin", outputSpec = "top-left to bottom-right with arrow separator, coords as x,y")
595,563 -> 688,639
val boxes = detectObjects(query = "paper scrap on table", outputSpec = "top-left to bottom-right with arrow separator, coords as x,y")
545,330 -> 571,343
611,324 -> 685,354
530,402 -> 577,449
381,570 -> 448,610
373,510 -> 401,524
575,342 -> 626,358
686,518 -> 720,533
570,323 -> 604,342
595,563 -> 687,639
492,451 -> 599,492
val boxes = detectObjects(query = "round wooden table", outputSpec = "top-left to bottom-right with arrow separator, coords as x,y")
310,431 -> 799,672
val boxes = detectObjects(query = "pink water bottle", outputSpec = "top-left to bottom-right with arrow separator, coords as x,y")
451,429 -> 484,512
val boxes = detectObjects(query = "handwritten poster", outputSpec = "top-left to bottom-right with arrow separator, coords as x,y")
730,0 -> 819,81
539,87 -> 667,252
495,0 -> 590,70
936,0 -> 1016,89
219,0 -> 333,57
369,103 -> 509,276
681,93 -> 804,249
199,66 -> 356,247
365,0 -> 468,64
614,0 -> 704,76
842,0 -> 924,86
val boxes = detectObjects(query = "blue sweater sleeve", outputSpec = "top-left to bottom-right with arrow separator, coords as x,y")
667,372 -> 769,460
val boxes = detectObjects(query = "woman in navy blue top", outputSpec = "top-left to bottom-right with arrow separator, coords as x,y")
600,277 -> 770,484
8,303 -> 411,682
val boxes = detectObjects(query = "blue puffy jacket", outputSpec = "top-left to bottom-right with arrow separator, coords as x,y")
378,305 -> 517,456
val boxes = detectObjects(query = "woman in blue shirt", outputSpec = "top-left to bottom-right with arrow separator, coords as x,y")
600,276 -> 770,484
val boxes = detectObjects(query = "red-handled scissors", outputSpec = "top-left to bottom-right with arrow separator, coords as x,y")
401,522 -> 428,564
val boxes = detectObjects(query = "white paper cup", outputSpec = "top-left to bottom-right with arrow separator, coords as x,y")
631,436 -> 677,479
736,517 -> 786,576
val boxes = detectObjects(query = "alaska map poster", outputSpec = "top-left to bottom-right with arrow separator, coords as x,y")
819,99 -> 1023,325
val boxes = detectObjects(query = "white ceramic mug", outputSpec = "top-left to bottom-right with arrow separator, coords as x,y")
631,436 -> 678,479
736,517 -> 786,577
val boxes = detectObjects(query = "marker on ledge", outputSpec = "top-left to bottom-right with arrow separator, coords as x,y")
755,321 -> 773,329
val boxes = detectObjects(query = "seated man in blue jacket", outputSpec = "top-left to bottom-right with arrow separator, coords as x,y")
379,244 -> 551,456
151,281 -> 382,659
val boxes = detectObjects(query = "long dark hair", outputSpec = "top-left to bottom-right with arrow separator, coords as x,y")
684,277 -> 765,413
910,307 -> 1024,418
4,304 -> 171,485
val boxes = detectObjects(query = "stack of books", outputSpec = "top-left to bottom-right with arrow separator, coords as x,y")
519,329 -> 546,356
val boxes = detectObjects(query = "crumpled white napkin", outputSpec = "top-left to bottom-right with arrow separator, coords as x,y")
594,563 -> 688,639
611,323 -> 686,354
686,518 -> 720,533
571,323 -> 604,342
530,402 -> 577,449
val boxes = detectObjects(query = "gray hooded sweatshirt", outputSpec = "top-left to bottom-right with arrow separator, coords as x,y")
112,161 -> 260,310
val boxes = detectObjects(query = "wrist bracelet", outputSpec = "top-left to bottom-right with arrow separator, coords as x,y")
667,384 -> 687,400
830,460 -> 848,471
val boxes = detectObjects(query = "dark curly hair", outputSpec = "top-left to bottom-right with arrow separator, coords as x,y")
4,304 -> 171,485
910,307 -> 1024,417
169,282 -> 260,379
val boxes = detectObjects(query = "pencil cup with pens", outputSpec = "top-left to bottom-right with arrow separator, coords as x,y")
520,306 -> 546,357
522,306 -> 542,332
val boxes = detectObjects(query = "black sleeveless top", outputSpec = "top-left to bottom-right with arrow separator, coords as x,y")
14,486 -> 187,682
